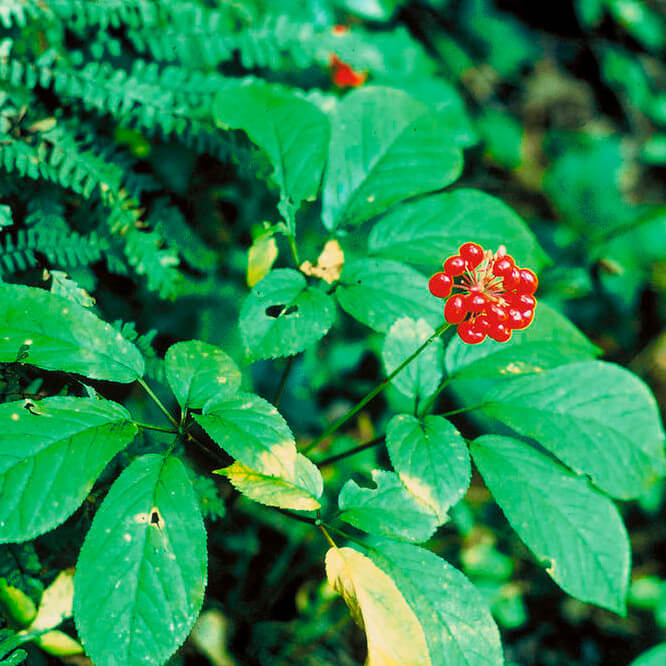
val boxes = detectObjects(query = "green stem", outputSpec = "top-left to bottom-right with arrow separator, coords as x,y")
274,356 -> 295,408
316,435 -> 385,468
418,376 -> 453,417
439,403 -> 485,418
137,378 -> 179,429
134,422 -> 178,434
303,321 -> 452,454
287,233 -> 300,266
323,522 -> 369,549
319,524 -> 337,548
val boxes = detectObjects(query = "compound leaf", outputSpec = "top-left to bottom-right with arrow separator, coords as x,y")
323,86 -> 462,230
338,470 -> 438,542
481,361 -> 666,499
471,435 -> 630,614
386,414 -> 470,522
0,283 -> 144,383
0,397 -> 137,543
165,340 -> 241,410
74,454 -> 207,666
239,268 -> 335,360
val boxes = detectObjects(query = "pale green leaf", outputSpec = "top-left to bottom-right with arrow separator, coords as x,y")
0,283 -> 144,382
386,414 -> 470,522
366,538 -> 504,666
74,454 -> 207,666
0,397 -> 136,543
339,470 -> 438,542
470,435 -> 630,614
217,454 -> 322,512
444,303 -> 600,380
336,259 -> 442,333
165,340 -> 241,411
631,643 -> 666,666
195,392 -> 297,479
325,546 -> 432,666
368,189 -> 547,269
214,79 -> 329,205
382,317 -> 442,403
323,86 -> 462,230
239,268 -> 335,360
481,361 -> 666,499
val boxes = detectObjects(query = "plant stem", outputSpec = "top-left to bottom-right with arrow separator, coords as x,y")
137,378 -> 179,429
316,435 -> 385,468
303,321 -> 451,454
323,522 -> 368,549
287,233 -> 300,266
418,376 -> 453,416
439,403 -> 485,418
134,422 -> 178,434
319,524 -> 337,548
271,506 -> 318,526
274,356 -> 295,407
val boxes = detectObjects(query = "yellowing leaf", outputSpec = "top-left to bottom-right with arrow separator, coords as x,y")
247,234 -> 278,287
0,579 -> 37,627
35,630 -> 83,656
217,456 -> 322,511
28,569 -> 75,632
300,240 -> 345,284
325,547 -> 431,666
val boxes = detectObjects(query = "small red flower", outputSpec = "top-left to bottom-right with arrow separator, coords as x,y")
330,54 -> 367,88
429,243 -> 538,345
332,24 -> 350,35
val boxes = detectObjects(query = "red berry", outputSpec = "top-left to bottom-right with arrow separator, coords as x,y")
428,272 -> 453,298
517,268 -> 538,295
518,308 -> 535,329
444,255 -> 466,276
473,314 -> 491,335
444,294 -> 468,324
502,266 -> 521,290
515,293 -> 536,309
506,307 -> 525,329
459,242 -> 484,269
458,319 -> 486,344
465,292 -> 487,313
488,321 -> 512,342
492,256 -> 515,277
486,302 -> 508,325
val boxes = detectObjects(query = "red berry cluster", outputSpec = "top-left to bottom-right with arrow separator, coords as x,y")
428,242 -> 538,345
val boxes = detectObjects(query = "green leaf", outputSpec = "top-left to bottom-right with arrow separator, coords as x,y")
239,268 -> 335,360
338,470 -> 438,542
386,414 -> 470,522
0,283 -> 144,382
382,317 -> 443,403
322,86 -> 462,230
0,397 -> 137,543
336,259 -> 442,333
217,453 -> 322,512
365,538 -> 504,666
481,361 -> 666,499
74,454 -> 207,666
165,340 -> 241,411
631,643 -> 666,666
470,435 -> 630,614
445,303 -> 600,380
368,189 -> 547,269
195,392 -> 297,479
213,79 -> 329,206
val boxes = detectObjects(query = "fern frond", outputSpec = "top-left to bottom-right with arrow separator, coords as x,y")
0,0 -> 42,29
